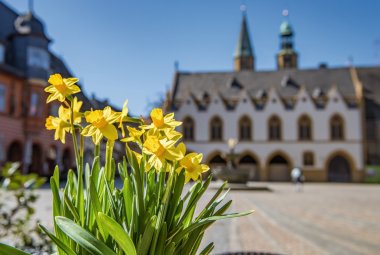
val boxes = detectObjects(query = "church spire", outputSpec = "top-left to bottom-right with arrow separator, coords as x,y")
276,9 -> 298,69
28,0 -> 34,13
234,5 -> 254,71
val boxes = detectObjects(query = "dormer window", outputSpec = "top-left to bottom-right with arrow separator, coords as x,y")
27,46 -> 50,69
0,44 -> 5,63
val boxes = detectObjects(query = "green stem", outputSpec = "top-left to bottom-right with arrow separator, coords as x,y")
105,139 -> 115,182
69,98 -> 85,229
94,143 -> 100,159
69,100 -> 80,172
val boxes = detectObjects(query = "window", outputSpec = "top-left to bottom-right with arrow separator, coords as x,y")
29,92 -> 42,117
210,116 -> 223,141
0,85 -> 6,112
330,115 -> 344,140
50,103 -> 59,116
27,46 -> 50,69
0,44 -> 5,63
183,117 -> 195,141
268,115 -> 282,140
303,151 -> 314,166
239,116 -> 252,141
298,115 -> 312,140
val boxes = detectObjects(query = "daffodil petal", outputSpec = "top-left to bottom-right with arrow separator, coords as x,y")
100,124 -> 118,141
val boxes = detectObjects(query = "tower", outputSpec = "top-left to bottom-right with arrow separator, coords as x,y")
11,3 -> 51,80
276,11 -> 298,69
234,9 -> 254,72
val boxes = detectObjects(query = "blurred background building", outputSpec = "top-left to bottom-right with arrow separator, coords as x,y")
168,11 -> 380,182
0,2 -> 124,176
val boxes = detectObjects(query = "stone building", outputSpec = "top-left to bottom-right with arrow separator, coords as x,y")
168,13 -> 380,182
0,2 -> 121,176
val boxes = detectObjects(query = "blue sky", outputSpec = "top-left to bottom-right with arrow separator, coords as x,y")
5,0 -> 380,115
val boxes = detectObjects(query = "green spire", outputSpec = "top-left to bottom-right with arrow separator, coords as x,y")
280,21 -> 293,36
234,14 -> 253,58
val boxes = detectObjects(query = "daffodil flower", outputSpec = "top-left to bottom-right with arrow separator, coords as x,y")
118,100 -> 129,137
61,97 -> 83,124
45,74 -> 81,103
142,108 -> 182,130
143,135 -> 184,171
177,152 -> 210,183
45,106 -> 71,143
121,126 -> 145,144
82,106 -> 119,144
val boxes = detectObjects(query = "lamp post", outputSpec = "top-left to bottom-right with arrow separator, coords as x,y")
227,138 -> 238,169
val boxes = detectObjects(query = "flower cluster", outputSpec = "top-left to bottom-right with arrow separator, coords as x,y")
45,73 -> 209,182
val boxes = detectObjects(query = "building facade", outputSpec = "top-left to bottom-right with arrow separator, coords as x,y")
0,2 -> 122,176
168,13 -> 380,182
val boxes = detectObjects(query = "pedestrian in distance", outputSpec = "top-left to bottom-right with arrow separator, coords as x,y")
291,167 -> 305,192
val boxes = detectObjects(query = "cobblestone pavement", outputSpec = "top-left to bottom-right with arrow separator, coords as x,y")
32,183 -> 380,255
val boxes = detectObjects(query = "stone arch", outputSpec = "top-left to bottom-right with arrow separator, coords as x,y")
206,151 -> 227,180
29,143 -> 43,174
266,151 -> 293,182
207,151 -> 227,167
238,151 -> 260,181
46,144 -> 58,172
7,140 -> 23,163
325,151 -> 355,182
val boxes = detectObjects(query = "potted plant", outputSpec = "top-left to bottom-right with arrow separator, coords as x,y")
0,74 -> 253,255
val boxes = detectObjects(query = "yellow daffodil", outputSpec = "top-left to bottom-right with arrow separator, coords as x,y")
118,100 -> 129,137
45,74 -> 81,103
143,135 -> 184,171
133,151 -> 142,165
121,126 -> 145,144
82,106 -> 119,144
164,128 -> 182,142
61,97 -> 83,124
45,106 -> 71,143
178,152 -> 210,183
142,108 -> 182,130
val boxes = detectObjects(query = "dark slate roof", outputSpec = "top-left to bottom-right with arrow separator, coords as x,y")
14,12 -> 49,40
357,67 -> 380,105
0,2 -> 18,41
172,67 -> 361,103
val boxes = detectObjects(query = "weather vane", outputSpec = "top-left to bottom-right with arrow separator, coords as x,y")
240,4 -> 247,13
28,0 -> 34,13
282,9 -> 289,17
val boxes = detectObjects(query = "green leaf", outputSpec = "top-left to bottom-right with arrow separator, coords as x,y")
0,243 -> 30,255
137,215 -> 157,255
122,177 -> 133,227
164,242 -> 175,254
76,161 -> 85,226
171,210 -> 254,243
98,213 -> 137,255
64,192 -> 81,222
55,216 -> 117,255
89,175 -> 107,240
104,175 -> 120,222
39,224 -> 77,255
198,242 -> 214,255
153,222 -> 167,255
